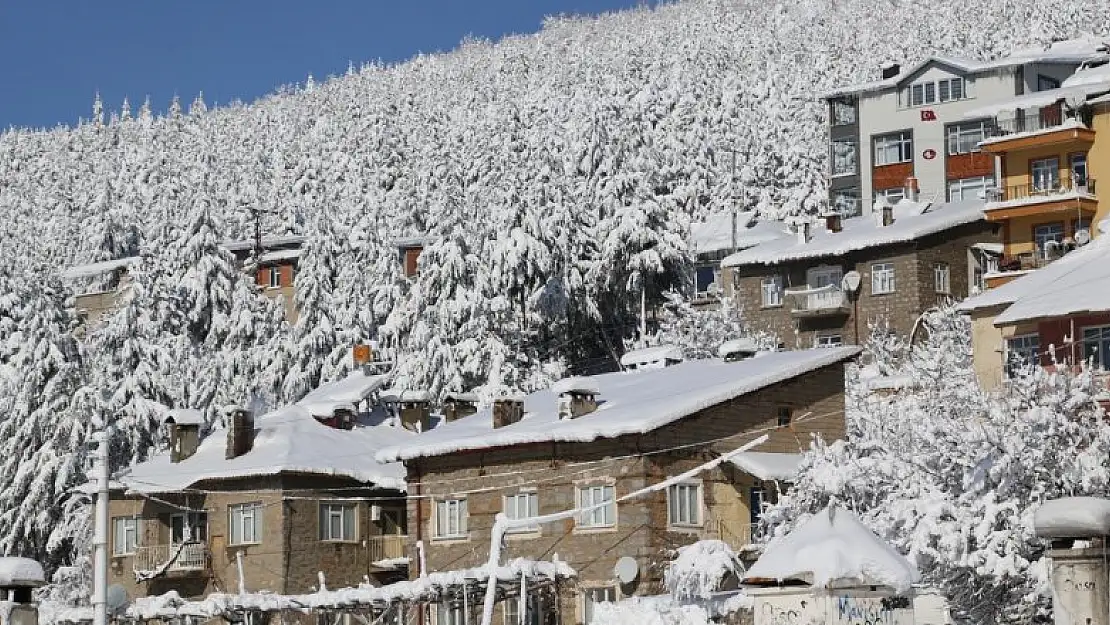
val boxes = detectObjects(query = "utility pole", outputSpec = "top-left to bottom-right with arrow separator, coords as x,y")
91,429 -> 110,625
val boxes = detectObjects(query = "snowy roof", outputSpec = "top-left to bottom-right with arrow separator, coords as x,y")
0,558 -> 45,587
377,347 -> 860,462
722,200 -> 986,267
957,234 -> 1110,323
121,372 -> 409,494
1034,497 -> 1110,539
691,212 -> 786,256
165,409 -> 204,426
727,452 -> 803,481
298,370 -> 391,417
620,344 -> 684,367
550,376 -> 600,396
743,507 -> 920,594
57,256 -> 139,280
222,234 -> 305,252
257,248 -> 303,264
444,392 -> 480,403
394,236 -> 432,248
961,84 -> 1109,119
717,338 -> 759,359
380,389 -> 432,403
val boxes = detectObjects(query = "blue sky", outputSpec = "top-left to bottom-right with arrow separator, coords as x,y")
0,1 -> 648,130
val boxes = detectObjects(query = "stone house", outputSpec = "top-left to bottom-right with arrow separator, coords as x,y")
720,197 -> 1000,347
106,369 -> 421,600
376,346 -> 860,625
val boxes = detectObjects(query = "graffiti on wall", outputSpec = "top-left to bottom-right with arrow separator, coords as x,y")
833,596 -> 913,625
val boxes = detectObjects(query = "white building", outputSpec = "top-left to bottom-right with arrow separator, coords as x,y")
825,38 -> 1109,217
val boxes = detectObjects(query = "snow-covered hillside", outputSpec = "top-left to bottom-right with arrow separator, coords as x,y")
0,0 -> 1108,585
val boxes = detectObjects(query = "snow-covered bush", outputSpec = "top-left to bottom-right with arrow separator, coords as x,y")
663,540 -> 743,601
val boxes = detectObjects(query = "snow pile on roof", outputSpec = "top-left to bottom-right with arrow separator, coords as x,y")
0,558 -> 44,587
619,344 -> 684,368
58,257 -> 139,280
298,370 -> 391,417
743,507 -> 920,594
717,338 -> 759,359
722,200 -> 986,267
1034,497 -> 1110,538
664,540 -> 742,600
551,376 -> 600,396
378,347 -> 860,462
121,378 -> 414,493
380,389 -> 432,403
691,212 -> 786,256
728,452 -> 804,481
222,234 -> 305,252
257,248 -> 303,264
165,408 -> 204,425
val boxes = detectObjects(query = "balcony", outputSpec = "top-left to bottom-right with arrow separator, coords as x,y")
133,542 -> 209,578
981,109 -> 1094,153
984,175 -> 1097,220
786,285 -> 850,318
368,535 -> 409,568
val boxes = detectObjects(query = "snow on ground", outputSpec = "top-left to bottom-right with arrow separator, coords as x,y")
377,347 -> 861,462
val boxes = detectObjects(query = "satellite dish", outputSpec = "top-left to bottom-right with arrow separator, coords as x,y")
614,556 -> 639,584
1076,229 -> 1092,246
106,584 -> 130,616
841,271 -> 862,293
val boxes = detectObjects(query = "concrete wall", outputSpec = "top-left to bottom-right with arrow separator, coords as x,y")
407,363 -> 848,625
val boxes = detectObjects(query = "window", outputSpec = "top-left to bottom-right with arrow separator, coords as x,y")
972,267 -> 985,294
760,275 -> 783,308
874,131 -> 912,166
1071,153 -> 1089,186
814,335 -> 842,348
1032,157 -> 1060,191
503,492 -> 539,534
777,406 -> 794,426
871,262 -> 896,295
937,77 -> 965,102
268,267 -> 282,289
831,138 -> 858,176
875,187 -> 906,203
112,516 -> 139,555
694,265 -> 718,297
504,595 -> 544,625
1006,334 -> 1041,376
667,483 -> 702,527
577,484 -> 616,528
1034,222 -> 1065,259
1037,74 -> 1061,91
946,120 -> 987,155
807,266 -> 842,289
437,603 -> 465,625
909,78 -> 966,106
434,499 -> 468,539
948,176 -> 994,202
1083,326 -> 1110,370
170,512 -> 207,543
831,99 -> 856,126
319,502 -> 357,541
934,263 -> 951,294
229,502 -> 263,545
749,486 -> 766,526
582,587 -> 618,625
831,187 -> 861,217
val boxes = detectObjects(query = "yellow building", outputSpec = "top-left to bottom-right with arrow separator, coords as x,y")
976,93 -> 1110,288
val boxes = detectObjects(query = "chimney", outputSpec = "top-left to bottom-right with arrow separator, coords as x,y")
824,213 -> 842,233
164,411 -> 202,463
882,204 -> 894,227
1034,498 -> 1110,625
881,62 -> 901,80
443,392 -> 479,422
225,408 -> 255,460
492,397 -> 525,428
903,176 -> 920,203
397,392 -> 431,432
730,210 -> 738,253
552,377 -> 600,419
795,221 -> 811,245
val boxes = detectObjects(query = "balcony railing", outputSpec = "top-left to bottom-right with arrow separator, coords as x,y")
368,535 -> 408,566
984,106 -> 1070,138
786,285 -> 850,317
132,542 -> 209,575
986,175 -> 1096,204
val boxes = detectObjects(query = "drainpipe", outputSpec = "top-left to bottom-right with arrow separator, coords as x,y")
414,464 -> 424,625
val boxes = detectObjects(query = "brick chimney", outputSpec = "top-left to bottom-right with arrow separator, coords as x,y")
398,392 -> 431,432
443,393 -> 479,422
824,213 -> 842,233
552,377 -> 600,420
492,397 -> 525,428
225,408 -> 255,460
164,410 -> 202,463
903,176 -> 920,203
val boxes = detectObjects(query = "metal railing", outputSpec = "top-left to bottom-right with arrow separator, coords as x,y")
132,542 -> 209,573
984,106 -> 1071,138
986,175 -> 1096,204
368,535 -> 408,564
786,285 -> 849,315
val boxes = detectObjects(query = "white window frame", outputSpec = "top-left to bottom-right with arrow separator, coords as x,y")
830,138 -> 858,177
875,187 -> 906,203
112,516 -> 140,556
433,498 -> 468,540
1032,157 -> 1061,191
268,266 -> 282,289
946,120 -> 987,155
1034,222 -> 1065,259
170,512 -> 207,544
947,175 -> 993,202
582,586 -> 619,625
807,265 -> 843,289
576,483 -> 616,529
1082,326 -> 1110,371
907,78 -> 967,107
874,131 -> 912,166
666,482 -> 703,528
319,502 -> 358,542
871,262 -> 896,295
831,99 -> 856,126
1006,333 -> 1041,377
229,502 -> 263,546
760,275 -> 783,308
503,491 -> 540,534
815,334 -> 843,348
934,263 -> 951,295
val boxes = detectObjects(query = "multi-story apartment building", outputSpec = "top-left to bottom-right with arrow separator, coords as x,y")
720,199 -> 999,347
377,346 -> 860,625
825,39 -> 1107,217
690,211 -> 786,305
105,369 -> 418,600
